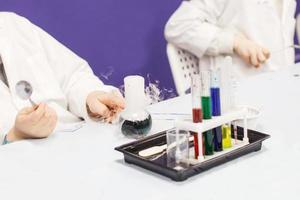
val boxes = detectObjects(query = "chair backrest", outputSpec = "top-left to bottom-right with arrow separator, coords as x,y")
166,43 -> 199,96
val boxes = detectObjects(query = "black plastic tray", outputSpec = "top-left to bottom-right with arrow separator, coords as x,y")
115,126 -> 270,182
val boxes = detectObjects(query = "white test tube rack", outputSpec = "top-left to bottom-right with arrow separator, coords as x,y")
174,107 -> 249,162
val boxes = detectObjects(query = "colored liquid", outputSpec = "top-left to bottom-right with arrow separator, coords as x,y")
204,130 -> 214,155
222,125 -> 232,148
192,108 -> 203,158
213,126 -> 223,152
192,133 -> 199,159
202,96 -> 213,155
121,115 -> 152,139
201,96 -> 212,120
192,108 -> 203,123
192,132 -> 205,159
211,88 -> 221,116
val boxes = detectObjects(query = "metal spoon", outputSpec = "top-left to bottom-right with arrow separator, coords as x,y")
15,80 -> 37,107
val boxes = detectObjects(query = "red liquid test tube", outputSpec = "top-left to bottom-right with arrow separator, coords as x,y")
192,108 -> 203,158
191,75 -> 203,159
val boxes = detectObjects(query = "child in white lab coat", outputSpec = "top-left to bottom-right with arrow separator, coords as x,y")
165,0 -> 296,78
0,12 -> 124,144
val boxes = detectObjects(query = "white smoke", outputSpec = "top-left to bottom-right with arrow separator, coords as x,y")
100,66 -> 114,80
100,67 -> 177,104
144,74 -> 177,105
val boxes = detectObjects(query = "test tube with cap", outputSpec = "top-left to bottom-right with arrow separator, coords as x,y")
200,70 -> 214,155
210,68 -> 223,152
191,74 -> 204,159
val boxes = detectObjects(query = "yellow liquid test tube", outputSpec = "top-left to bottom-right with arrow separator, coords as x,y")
222,124 -> 232,148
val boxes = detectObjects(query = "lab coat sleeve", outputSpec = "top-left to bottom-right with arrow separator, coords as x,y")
164,0 -> 236,57
29,20 -> 116,121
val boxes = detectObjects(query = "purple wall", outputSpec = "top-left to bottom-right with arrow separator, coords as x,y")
1,0 -> 182,92
2,1 -> 299,94
296,1 -> 300,58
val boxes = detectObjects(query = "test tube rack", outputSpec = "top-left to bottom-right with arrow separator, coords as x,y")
175,107 -> 249,163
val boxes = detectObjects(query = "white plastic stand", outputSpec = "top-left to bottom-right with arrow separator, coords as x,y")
174,107 -> 249,162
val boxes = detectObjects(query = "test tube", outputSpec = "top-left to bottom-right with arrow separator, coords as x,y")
201,70 -> 212,119
233,121 -> 238,144
191,74 -> 203,159
220,57 -> 235,147
200,70 -> 214,155
220,56 -> 234,113
243,115 -> 249,143
222,123 -> 232,148
210,68 -> 223,152
211,68 -> 221,116
167,129 -> 190,169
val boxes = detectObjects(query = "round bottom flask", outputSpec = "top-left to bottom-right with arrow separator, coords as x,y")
121,75 -> 152,139
120,110 -> 152,139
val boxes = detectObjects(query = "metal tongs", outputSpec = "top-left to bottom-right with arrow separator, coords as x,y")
271,44 -> 300,54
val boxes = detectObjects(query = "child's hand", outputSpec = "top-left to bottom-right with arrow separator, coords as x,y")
7,103 -> 57,142
233,33 -> 270,68
86,90 -> 125,123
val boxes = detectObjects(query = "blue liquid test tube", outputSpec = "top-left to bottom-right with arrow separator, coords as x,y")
210,68 -> 223,152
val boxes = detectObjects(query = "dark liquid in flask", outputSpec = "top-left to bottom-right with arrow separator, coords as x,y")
121,115 -> 152,139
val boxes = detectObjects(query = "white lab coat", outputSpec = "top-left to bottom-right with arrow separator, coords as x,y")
0,12 -> 113,142
165,0 -> 297,78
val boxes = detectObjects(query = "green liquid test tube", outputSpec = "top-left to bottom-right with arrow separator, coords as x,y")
202,96 -> 212,120
202,96 -> 214,155
201,70 -> 214,155
204,130 -> 214,155
222,124 -> 232,148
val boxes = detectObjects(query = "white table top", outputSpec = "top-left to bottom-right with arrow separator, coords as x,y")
1,64 -> 300,200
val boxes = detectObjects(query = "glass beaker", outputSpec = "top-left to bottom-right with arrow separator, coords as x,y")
166,128 -> 190,170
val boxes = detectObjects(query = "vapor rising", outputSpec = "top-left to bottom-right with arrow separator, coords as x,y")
99,67 -> 176,105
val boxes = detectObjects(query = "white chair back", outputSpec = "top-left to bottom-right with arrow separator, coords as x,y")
166,43 -> 199,96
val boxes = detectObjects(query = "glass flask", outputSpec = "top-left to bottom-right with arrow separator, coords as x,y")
119,75 -> 152,139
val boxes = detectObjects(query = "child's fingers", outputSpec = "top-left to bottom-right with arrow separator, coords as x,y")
29,103 -> 46,123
